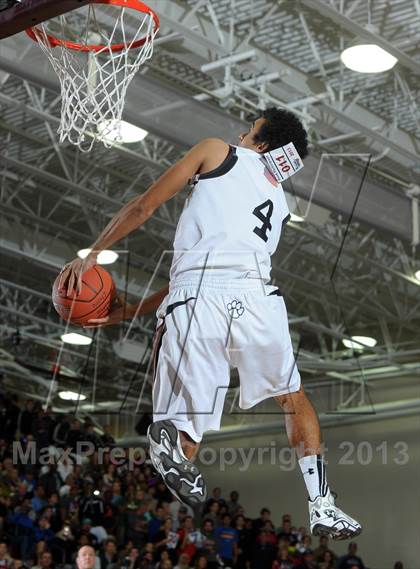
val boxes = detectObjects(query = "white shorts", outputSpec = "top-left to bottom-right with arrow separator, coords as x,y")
151,278 -> 301,443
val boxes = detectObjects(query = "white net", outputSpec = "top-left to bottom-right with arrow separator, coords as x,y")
29,3 -> 158,152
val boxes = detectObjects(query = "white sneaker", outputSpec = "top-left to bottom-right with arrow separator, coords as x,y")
309,489 -> 362,540
147,420 -> 207,509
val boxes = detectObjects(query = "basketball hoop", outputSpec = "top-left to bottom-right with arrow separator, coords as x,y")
26,0 -> 159,152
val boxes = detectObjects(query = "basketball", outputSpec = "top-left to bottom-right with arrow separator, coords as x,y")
52,265 -> 116,326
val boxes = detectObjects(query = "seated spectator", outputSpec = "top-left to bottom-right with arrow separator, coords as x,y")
123,547 -> 141,569
197,520 -> 217,569
156,550 -> 170,569
111,482 -> 124,508
156,560 -> 172,569
226,492 -> 241,519
276,521 -> 297,546
34,517 -> 55,546
154,482 -> 172,505
7,499 -> 35,561
296,526 -> 307,542
46,494 -> 62,533
75,545 -> 98,569
393,563 -> 404,569
57,457 -> 73,486
177,517 -> 199,561
252,509 -> 271,539
32,551 -> 54,569
0,497 -> 11,536
252,531 -> 276,569
153,519 -> 179,562
214,514 -> 238,568
33,541 -> 47,566
77,520 -> 99,548
31,488 -> 47,515
127,505 -> 150,549
272,545 -> 293,569
66,421 -> 83,455
99,538 -> 118,569
52,522 -> 76,565
337,543 -> 365,569
296,535 -> 312,554
103,466 -> 116,488
148,507 -> 166,542
206,488 -> 227,512
0,541 -> 12,568
51,415 -> 70,448
169,500 -> 194,531
313,536 -> 336,563
18,400 -> 36,438
194,556 -> 207,569
10,559 -> 30,569
318,550 -> 335,569
233,515 -> 252,569
174,553 -> 191,569
79,486 -> 105,526
141,543 -> 154,559
202,503 -> 219,531
261,521 -> 277,547
295,549 -> 317,569
18,470 -> 35,496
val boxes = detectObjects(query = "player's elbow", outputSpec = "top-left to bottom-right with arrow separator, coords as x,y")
132,195 -> 156,220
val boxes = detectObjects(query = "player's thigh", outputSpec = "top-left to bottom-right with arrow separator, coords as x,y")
233,291 -> 301,408
153,290 -> 231,416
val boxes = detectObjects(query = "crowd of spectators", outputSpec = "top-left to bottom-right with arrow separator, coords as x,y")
0,394 -> 403,569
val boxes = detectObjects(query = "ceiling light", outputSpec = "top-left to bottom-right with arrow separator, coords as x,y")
342,335 -> 377,350
59,391 -> 87,401
61,333 -> 92,346
415,269 -> 420,282
97,119 -> 148,144
77,249 -> 119,265
341,44 -> 397,73
290,213 -> 304,222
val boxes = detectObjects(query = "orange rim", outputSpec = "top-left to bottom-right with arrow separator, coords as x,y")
25,0 -> 159,53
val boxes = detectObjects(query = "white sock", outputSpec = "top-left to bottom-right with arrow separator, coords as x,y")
298,454 -> 329,501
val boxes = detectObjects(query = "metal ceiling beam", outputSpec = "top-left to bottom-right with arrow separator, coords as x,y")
300,0 -> 420,76
159,3 -> 420,167
0,87 -> 168,172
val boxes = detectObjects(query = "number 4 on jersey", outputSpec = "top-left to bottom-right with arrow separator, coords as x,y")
253,199 -> 274,242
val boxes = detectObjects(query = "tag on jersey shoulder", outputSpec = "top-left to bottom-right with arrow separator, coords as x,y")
263,142 -> 304,182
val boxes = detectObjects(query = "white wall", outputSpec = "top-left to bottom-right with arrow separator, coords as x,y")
199,414 -> 420,569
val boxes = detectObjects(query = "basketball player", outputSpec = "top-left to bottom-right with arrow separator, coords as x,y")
60,108 -> 362,540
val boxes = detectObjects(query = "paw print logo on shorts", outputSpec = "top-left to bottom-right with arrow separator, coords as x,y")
227,299 -> 245,319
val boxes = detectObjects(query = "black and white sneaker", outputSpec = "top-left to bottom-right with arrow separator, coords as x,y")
147,420 -> 207,508
309,488 -> 362,540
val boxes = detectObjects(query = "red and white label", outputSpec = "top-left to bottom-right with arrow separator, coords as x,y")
263,142 -> 304,182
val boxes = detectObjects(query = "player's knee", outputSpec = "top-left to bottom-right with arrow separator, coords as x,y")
275,387 -> 305,408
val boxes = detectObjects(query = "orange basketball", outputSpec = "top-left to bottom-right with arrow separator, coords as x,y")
52,265 -> 116,326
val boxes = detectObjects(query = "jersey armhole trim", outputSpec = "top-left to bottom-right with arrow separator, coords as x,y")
282,213 -> 291,228
198,145 -> 238,180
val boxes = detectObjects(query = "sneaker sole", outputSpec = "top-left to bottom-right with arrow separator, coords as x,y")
147,420 -> 207,508
312,523 -> 362,541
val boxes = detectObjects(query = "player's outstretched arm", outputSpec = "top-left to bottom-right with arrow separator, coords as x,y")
60,138 -> 227,294
84,284 -> 169,328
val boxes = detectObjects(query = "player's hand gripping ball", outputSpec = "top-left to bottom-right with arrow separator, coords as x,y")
52,265 -> 116,326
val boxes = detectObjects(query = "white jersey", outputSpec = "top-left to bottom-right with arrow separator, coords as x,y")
169,145 -> 291,283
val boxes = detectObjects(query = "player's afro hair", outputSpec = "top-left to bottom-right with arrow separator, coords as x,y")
253,107 -> 309,159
